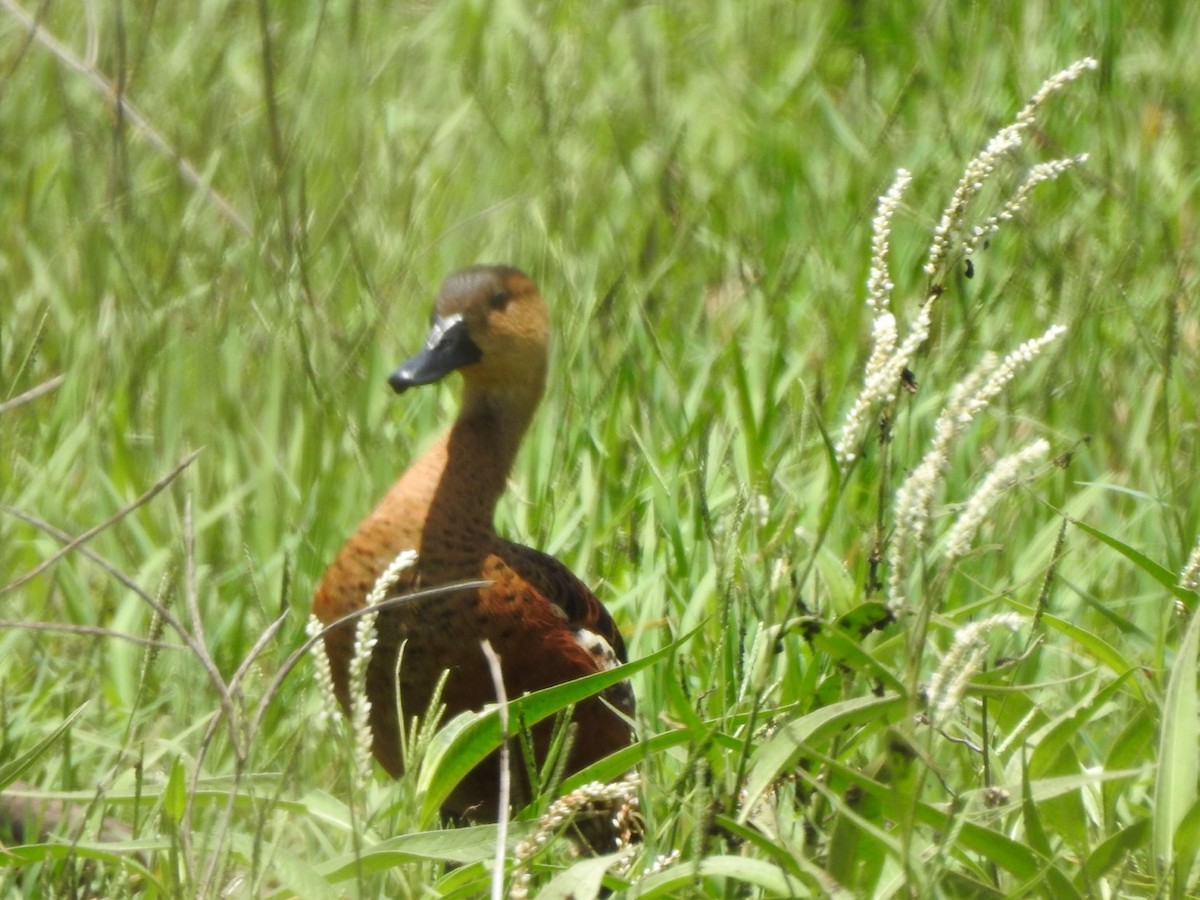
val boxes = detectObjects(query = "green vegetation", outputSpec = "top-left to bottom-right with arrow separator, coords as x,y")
2,1 -> 1198,896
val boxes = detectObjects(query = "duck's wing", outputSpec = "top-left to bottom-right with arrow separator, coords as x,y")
496,541 -> 635,718
498,540 -> 629,664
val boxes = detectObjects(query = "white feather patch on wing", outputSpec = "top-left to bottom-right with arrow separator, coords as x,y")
574,628 -> 635,716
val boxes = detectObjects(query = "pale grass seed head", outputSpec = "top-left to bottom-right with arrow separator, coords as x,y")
1014,57 -> 1099,126
835,310 -> 897,466
928,352 -> 1002,460
886,326 -> 1065,612
1181,535 -> 1200,592
944,439 -> 1051,562
867,169 -> 913,312
887,454 -> 941,612
963,325 -> 1067,416
925,57 -> 1097,278
836,283 -> 940,470
837,60 -> 1094,471
844,59 -> 1091,603
888,356 -> 1001,609
925,126 -> 1024,277
933,324 -> 1065,453
840,57 -> 1094,472
348,623 -> 378,789
639,849 -> 683,880
509,773 -> 641,900
306,614 -> 339,729
348,548 -> 419,790
834,167 -> 911,466
963,155 -> 1090,260
926,613 -> 1026,726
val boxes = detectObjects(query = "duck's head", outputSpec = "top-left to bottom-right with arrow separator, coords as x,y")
388,265 -> 550,399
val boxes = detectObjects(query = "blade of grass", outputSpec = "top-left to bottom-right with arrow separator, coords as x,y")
1154,604 -> 1200,882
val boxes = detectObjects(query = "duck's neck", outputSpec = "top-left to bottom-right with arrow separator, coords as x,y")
419,382 -> 542,549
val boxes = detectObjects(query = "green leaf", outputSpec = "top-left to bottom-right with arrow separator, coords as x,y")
163,755 -> 187,827
1077,818 -> 1149,887
808,620 -> 905,693
712,813 -> 800,868
1072,519 -> 1194,605
1005,597 -> 1146,700
739,693 -> 907,822
1025,673 -> 1133,848
0,702 -> 87,789
1028,670 -> 1134,780
634,855 -> 815,898
225,832 -> 340,900
1174,799 -> 1200,900
538,850 -> 628,899
1154,604 -> 1200,878
1021,754 -> 1053,858
429,860 -> 491,898
812,752 -> 1082,897
1,841 -> 161,886
316,824 -> 531,880
1103,708 -> 1155,823
419,631 -> 693,821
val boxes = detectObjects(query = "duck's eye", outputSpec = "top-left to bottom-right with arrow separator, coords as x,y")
488,290 -> 511,311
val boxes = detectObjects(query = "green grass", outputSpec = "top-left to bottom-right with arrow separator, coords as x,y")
2,0 -> 1199,896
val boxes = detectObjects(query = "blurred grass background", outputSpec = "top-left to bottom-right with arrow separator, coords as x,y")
2,0 -> 1198,896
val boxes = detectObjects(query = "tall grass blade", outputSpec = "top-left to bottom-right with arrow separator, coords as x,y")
1155,607 -> 1200,886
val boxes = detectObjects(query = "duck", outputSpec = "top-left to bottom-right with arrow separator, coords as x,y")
311,265 -> 634,822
